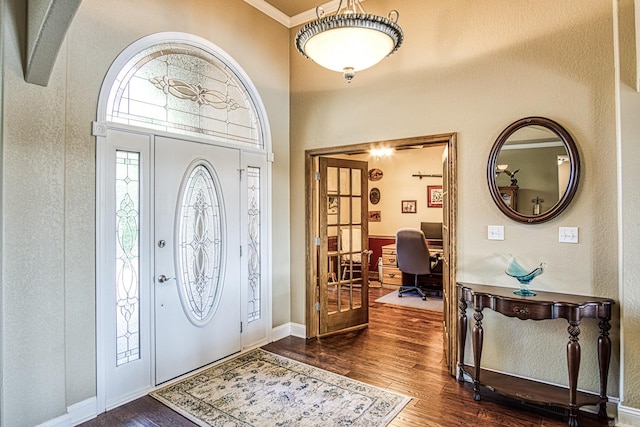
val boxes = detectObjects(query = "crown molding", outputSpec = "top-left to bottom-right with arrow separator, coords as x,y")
243,0 -> 291,27
244,0 -> 344,28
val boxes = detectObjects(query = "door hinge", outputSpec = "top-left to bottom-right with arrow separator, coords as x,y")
315,237 -> 320,246
315,302 -> 320,311
314,171 -> 320,181
240,322 -> 243,333
239,168 -> 245,180
240,245 -> 243,257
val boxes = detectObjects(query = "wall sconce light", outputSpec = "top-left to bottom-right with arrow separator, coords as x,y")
531,196 -> 544,215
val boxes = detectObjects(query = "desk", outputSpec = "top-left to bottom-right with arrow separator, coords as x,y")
457,283 -> 614,427
379,243 -> 443,288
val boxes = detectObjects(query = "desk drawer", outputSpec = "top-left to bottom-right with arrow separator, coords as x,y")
381,254 -> 397,266
381,267 -> 403,285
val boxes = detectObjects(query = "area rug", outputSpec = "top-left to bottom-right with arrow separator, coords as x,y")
375,291 -> 443,312
150,348 -> 411,426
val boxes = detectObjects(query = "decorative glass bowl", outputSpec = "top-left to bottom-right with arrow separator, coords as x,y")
506,256 -> 546,296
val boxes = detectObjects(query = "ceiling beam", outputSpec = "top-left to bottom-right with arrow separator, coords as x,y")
25,0 -> 81,86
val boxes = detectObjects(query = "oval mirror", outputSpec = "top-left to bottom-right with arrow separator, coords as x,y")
487,117 -> 580,224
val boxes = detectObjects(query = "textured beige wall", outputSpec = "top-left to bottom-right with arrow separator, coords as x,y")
1,0 -> 290,425
619,0 -> 640,413
345,146 -> 445,236
291,0 -> 619,396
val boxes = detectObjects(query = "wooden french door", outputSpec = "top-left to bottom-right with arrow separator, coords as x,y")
317,157 -> 370,336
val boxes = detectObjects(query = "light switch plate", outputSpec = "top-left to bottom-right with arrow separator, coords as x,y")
488,225 -> 504,241
559,227 -> 579,243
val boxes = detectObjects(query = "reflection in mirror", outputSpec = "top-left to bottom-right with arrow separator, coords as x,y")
495,125 -> 569,215
487,117 -> 580,224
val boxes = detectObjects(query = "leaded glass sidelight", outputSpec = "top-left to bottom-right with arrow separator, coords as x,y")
176,160 -> 224,326
247,167 -> 261,323
115,151 -> 140,366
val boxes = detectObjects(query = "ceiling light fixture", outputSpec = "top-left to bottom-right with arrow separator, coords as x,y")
294,0 -> 404,83
370,147 -> 393,159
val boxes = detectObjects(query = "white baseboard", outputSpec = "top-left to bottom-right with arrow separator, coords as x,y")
290,323 -> 306,338
69,397 -> 97,425
271,323 -> 291,341
36,397 -> 97,427
36,413 -> 70,427
271,322 -> 306,341
617,404 -> 640,426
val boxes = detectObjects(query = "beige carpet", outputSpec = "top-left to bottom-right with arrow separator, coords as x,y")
375,291 -> 443,312
150,348 -> 411,426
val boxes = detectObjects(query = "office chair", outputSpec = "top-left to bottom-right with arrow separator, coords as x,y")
395,228 -> 441,300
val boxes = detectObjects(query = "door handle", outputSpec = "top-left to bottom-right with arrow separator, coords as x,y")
157,274 -> 174,283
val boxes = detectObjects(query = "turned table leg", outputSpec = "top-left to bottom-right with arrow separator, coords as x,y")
472,307 -> 484,401
597,317 -> 612,418
567,321 -> 581,427
457,295 -> 468,382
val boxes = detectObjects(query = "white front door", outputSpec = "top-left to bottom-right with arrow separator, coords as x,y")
154,135 -> 242,384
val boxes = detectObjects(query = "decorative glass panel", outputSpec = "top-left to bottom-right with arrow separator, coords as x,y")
106,43 -> 263,148
176,161 -> 224,326
247,166 -> 261,323
115,151 -> 140,366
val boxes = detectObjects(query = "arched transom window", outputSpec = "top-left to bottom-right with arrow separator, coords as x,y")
105,42 -> 263,148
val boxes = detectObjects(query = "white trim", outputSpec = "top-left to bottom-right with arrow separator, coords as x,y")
290,322 -> 307,338
618,404 -> 640,426
271,322 -> 306,341
290,1 -> 342,27
243,0 -> 290,27
36,414 -> 70,427
242,0 -> 344,28
35,397 -> 98,427
270,323 -> 290,342
69,397 -> 98,426
613,0 -> 627,411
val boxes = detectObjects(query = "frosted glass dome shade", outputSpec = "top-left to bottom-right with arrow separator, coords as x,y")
304,27 -> 396,73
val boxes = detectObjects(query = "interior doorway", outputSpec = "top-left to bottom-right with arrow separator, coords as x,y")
305,134 -> 458,374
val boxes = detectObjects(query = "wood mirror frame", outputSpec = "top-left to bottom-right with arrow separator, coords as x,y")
487,117 -> 580,224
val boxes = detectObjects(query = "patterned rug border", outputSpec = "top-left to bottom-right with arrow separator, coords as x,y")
150,348 -> 411,426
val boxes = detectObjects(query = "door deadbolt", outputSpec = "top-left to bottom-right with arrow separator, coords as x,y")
158,240 -> 166,248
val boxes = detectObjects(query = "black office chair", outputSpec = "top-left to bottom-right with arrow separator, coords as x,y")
395,228 -> 441,300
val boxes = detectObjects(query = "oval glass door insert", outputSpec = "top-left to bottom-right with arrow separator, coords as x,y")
176,160 -> 225,326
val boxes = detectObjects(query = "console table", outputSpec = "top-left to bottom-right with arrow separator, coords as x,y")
456,282 -> 614,427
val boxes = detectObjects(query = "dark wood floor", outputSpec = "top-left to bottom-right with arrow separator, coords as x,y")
81,287 -> 612,427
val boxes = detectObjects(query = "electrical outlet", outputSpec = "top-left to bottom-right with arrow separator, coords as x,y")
559,227 -> 579,243
488,225 -> 504,241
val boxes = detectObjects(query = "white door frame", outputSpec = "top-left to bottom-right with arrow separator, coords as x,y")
93,32 -> 273,412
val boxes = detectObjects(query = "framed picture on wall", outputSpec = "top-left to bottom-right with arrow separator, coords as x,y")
401,200 -> 417,213
368,211 -> 381,222
427,186 -> 443,208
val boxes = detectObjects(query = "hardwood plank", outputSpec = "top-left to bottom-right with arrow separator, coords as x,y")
81,288 -> 611,427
